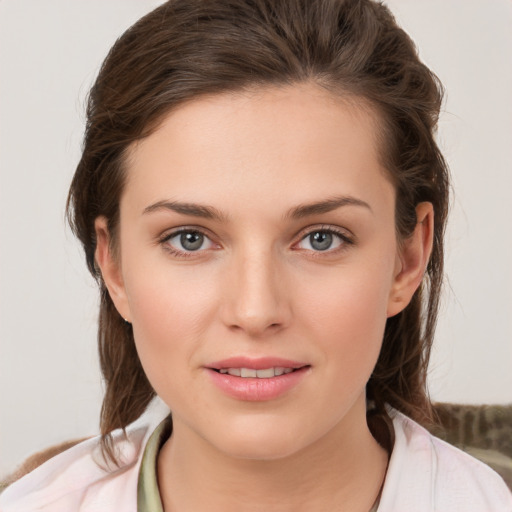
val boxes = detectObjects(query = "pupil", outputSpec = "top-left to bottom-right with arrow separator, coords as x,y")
310,231 -> 332,251
181,232 -> 203,251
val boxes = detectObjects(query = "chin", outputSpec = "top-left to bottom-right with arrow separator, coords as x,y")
219,434 -> 303,461
204,413 -> 316,461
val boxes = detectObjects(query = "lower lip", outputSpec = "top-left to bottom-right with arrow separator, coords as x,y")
206,367 -> 310,401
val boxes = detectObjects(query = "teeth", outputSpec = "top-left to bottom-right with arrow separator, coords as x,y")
256,368 -> 274,378
240,368 -> 257,378
218,367 -> 296,378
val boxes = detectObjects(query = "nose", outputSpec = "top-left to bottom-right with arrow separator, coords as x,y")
221,247 -> 291,337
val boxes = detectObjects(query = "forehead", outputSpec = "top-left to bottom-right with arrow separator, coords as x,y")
122,83 -> 394,218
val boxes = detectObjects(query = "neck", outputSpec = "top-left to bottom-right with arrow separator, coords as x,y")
157,399 -> 388,512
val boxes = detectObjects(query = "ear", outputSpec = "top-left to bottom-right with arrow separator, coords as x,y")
94,216 -> 131,322
387,202 -> 434,317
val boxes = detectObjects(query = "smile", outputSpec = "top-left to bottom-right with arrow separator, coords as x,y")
216,367 -> 295,378
206,359 -> 310,401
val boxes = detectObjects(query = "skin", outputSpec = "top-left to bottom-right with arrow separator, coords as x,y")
95,83 -> 433,511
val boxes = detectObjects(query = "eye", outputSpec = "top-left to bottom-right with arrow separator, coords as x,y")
163,229 -> 216,254
296,228 -> 351,252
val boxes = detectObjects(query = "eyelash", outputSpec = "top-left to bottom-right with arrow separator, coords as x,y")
293,225 -> 354,256
158,225 -> 354,259
159,227 -> 218,259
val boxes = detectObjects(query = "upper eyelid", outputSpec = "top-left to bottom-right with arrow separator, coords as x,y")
159,225 -> 216,242
295,224 -> 354,241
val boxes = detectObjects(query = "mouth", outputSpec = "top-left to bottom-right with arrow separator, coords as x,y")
205,359 -> 310,401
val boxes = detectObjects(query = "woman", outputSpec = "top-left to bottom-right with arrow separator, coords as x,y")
1,0 -> 510,510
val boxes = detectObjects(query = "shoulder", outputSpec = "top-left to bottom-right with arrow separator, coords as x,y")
0,437 -> 92,492
0,412 -> 164,512
379,409 -> 512,512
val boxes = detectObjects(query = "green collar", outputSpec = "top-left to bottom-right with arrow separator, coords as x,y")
137,416 -> 172,512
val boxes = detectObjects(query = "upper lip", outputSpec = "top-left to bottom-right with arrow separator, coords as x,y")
206,357 -> 308,370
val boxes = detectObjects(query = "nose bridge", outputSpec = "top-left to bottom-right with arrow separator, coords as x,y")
225,242 -> 289,335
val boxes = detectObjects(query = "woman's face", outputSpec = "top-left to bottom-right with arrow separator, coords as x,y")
98,84 -> 414,460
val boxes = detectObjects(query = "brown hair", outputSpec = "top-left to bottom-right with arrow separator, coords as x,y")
67,0 -> 449,463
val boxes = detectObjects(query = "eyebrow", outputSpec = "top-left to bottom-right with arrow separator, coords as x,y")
142,195 -> 372,221
142,200 -> 227,221
285,196 -> 373,219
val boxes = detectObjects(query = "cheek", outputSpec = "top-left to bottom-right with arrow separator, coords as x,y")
126,255 -> 219,328
296,259 -> 393,366
123,262 -> 220,385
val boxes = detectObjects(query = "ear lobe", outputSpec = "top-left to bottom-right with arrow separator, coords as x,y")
94,217 -> 131,322
387,202 -> 434,318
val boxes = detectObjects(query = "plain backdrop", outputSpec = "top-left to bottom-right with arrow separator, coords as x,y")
1,0 -> 511,476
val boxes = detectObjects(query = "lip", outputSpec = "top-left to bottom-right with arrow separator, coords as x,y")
205,357 -> 310,401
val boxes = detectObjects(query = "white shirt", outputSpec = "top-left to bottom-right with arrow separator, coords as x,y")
1,407 -> 511,511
